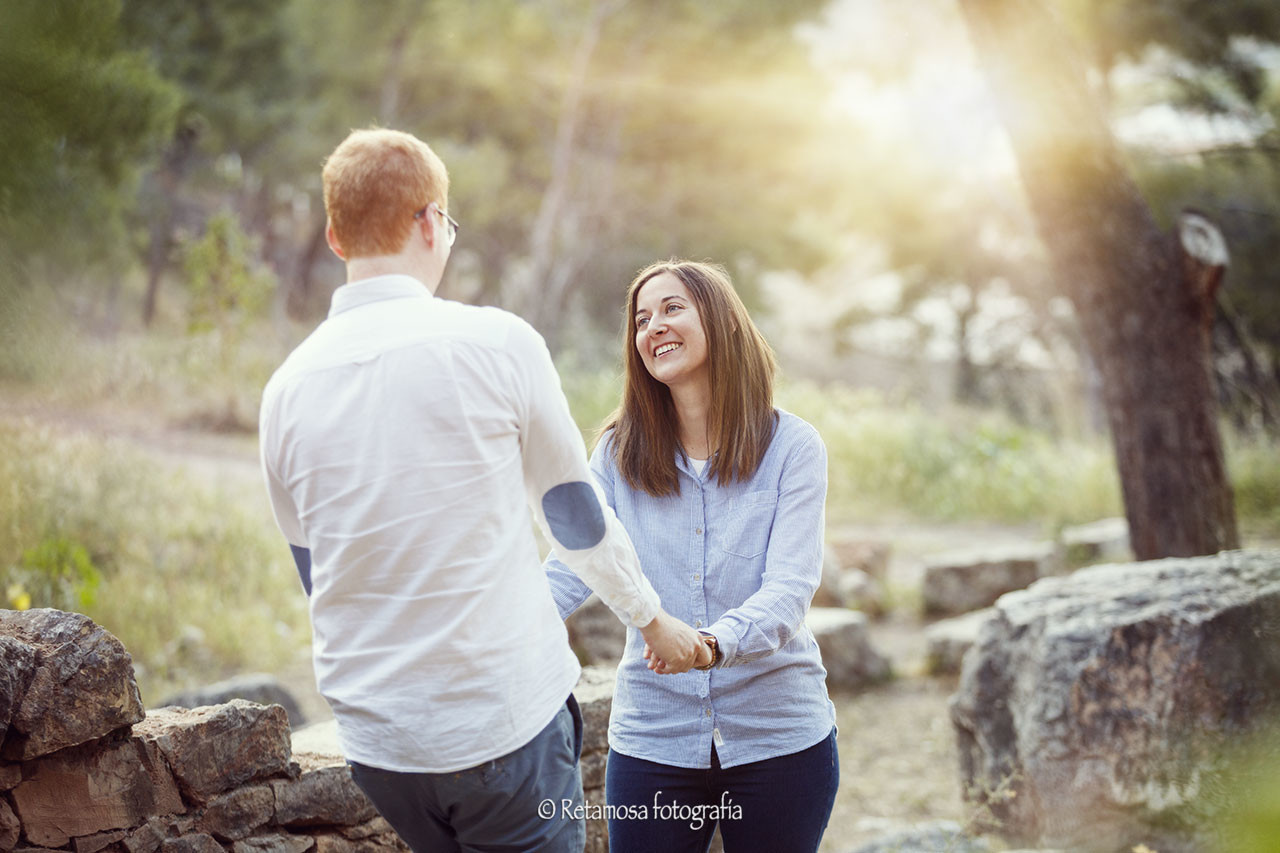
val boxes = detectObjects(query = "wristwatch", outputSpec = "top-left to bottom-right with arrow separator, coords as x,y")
694,631 -> 721,670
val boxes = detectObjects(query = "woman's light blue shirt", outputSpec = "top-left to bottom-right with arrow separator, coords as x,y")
545,409 -> 836,769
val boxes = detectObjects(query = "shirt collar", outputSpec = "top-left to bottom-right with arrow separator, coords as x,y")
328,274 -> 433,318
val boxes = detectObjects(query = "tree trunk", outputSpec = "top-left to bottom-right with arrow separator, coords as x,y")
957,0 -> 1238,559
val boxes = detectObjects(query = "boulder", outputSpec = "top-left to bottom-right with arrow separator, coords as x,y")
272,754 -> 376,828
827,537 -> 892,580
950,549 -> 1280,851
232,835 -> 317,853
0,609 -> 145,760
11,736 -> 184,847
815,548 -> 886,615
805,608 -> 890,689
197,784 -> 276,841
1059,517 -> 1130,568
160,674 -> 307,729
135,701 -> 292,803
565,595 -> 627,666
924,609 -> 995,676
922,543 -> 1056,616
0,797 -> 19,850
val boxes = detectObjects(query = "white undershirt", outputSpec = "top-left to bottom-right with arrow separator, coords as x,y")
690,456 -> 708,475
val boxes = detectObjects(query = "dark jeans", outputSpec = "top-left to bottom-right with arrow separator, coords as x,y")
349,695 -> 585,853
604,727 -> 839,853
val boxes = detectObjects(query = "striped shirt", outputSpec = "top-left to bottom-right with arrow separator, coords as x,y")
546,410 -> 836,769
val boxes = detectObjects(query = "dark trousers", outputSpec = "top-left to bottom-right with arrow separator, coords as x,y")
604,727 -> 839,853
349,695 -> 585,853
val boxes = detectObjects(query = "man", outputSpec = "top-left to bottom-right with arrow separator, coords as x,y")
259,128 -> 702,852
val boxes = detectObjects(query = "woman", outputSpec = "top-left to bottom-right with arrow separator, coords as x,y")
545,260 -> 838,853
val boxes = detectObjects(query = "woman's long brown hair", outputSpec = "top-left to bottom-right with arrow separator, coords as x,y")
602,260 -> 777,497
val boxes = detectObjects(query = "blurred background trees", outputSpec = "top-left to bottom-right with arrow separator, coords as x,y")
2,0 -> 1279,550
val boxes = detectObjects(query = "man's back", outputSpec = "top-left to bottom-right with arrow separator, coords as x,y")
261,274 -> 581,772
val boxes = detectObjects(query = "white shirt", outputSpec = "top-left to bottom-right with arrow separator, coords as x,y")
259,275 -> 661,772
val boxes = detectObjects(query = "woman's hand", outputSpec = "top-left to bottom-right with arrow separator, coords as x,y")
643,632 -> 713,673
638,611 -> 701,673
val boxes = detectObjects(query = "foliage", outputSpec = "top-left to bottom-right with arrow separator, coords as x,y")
0,421 -> 308,704
182,211 -> 275,335
0,0 -> 178,270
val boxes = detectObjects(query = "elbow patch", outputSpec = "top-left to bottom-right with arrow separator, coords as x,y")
290,545 -> 313,596
542,481 -> 606,550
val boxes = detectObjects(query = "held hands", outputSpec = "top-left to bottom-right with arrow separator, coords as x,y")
639,611 -> 713,674
638,611 -> 704,674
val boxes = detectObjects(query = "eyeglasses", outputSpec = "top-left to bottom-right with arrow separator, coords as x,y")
413,202 -> 459,247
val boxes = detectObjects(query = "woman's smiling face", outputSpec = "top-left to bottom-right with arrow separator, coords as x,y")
634,272 -> 709,389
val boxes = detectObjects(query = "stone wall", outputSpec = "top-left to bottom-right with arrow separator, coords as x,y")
0,609 -> 404,853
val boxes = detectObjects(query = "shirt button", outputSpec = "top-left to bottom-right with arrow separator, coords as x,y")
695,620 -> 703,627
693,574 -> 701,581
695,528 -> 703,535
705,708 -> 712,717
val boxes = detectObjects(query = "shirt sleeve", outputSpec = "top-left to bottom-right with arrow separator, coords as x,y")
543,438 -> 614,620
259,392 -> 307,547
705,429 -> 827,667
512,323 -> 661,628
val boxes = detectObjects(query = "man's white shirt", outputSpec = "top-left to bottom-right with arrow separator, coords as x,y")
259,274 -> 660,772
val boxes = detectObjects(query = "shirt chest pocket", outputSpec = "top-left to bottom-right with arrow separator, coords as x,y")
717,490 -> 779,559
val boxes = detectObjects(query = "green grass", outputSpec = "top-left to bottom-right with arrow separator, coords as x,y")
0,421 -> 308,706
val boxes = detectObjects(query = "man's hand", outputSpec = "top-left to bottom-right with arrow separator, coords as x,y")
638,611 -> 701,674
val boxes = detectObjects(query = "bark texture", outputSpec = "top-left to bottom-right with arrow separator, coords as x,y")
957,0 -> 1239,559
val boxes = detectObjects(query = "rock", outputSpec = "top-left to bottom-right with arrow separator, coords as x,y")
0,797 -> 19,850
135,701 -> 292,803
805,608 -> 890,690
0,609 -> 145,760
11,735 -> 184,847
815,549 -> 886,616
232,834 -> 317,853
924,609 -> 995,676
160,674 -> 307,729
1059,517 -> 1130,568
565,596 -> 627,666
848,820 -> 990,852
73,829 -> 127,853
828,537 -> 892,580
162,834 -> 224,853
922,543 -> 1056,616
574,666 -> 614,757
197,784 -> 276,841
312,830 -> 408,853
0,762 -> 20,790
273,754 -> 376,827
949,550 -> 1280,851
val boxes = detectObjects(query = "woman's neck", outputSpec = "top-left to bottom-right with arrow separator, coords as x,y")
670,378 -> 712,459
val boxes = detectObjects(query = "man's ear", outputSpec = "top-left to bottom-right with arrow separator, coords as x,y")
325,220 -> 346,260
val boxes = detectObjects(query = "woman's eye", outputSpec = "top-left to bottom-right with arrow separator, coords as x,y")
636,316 -> 649,329
666,303 -> 682,313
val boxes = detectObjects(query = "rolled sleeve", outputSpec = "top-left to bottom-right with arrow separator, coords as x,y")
708,431 -> 827,667
513,324 -> 660,628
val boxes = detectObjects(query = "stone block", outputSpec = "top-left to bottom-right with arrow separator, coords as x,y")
198,784 -> 275,841
565,596 -> 627,666
136,701 -> 291,803
160,673 -> 307,729
805,608 -> 890,690
1059,517 -> 1130,567
231,834 -> 317,853
923,608 -> 995,675
0,762 -> 21,790
161,834 -> 224,853
73,829 -> 127,853
0,796 -> 19,850
950,549 -> 1280,851
922,543 -> 1055,616
311,829 -> 408,853
272,755 -> 375,827
827,537 -> 892,580
0,610 -> 145,760
12,736 -> 184,847
574,666 -> 615,757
